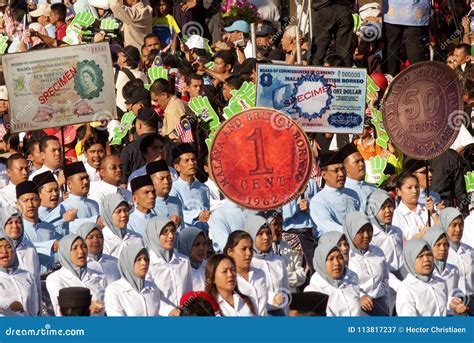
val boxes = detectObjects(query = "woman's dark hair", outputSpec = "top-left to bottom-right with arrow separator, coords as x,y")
223,230 -> 252,255
84,136 -> 106,152
395,172 -> 418,190
4,133 -> 20,152
180,297 -> 216,316
214,50 -> 236,68
204,254 -> 256,316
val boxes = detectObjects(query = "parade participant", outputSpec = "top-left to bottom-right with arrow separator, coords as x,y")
224,230 -> 268,316
46,234 -> 107,316
0,154 -> 29,207
343,212 -> 390,316
16,181 -> 58,273
304,232 -> 361,316
0,233 -> 39,316
88,155 -> 133,210
392,172 -> 437,240
170,143 -> 210,231
47,162 -> 101,235
396,238 -> 448,316
82,137 -> 106,183
243,215 -> 289,316
339,143 -> 376,212
424,227 -> 468,315
440,208 -> 474,314
77,222 -> 120,285
105,244 -> 161,316
403,158 -> 442,208
29,136 -> 62,181
310,151 -> 360,233
128,175 -> 157,236
320,231 -> 350,263
148,160 -> 183,229
101,194 -> 143,258
144,217 -> 192,316
204,254 -> 256,316
178,226 -> 208,291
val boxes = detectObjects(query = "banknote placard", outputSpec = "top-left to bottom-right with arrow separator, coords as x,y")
3,43 -> 116,133
256,64 -> 367,134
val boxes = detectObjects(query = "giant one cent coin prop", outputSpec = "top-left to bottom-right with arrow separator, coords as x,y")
381,61 -> 463,160
210,108 -> 312,210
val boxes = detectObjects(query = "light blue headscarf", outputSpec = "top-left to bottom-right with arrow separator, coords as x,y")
178,227 -> 206,269
403,238 -> 433,283
77,222 -> 103,261
366,189 -> 394,232
343,211 -> 372,255
242,215 -> 271,257
439,207 -> 463,252
312,232 -> 346,287
118,244 -> 148,293
0,207 -> 23,248
0,231 -> 19,274
423,226 -> 448,273
144,216 -> 176,263
59,234 -> 87,280
102,194 -> 129,239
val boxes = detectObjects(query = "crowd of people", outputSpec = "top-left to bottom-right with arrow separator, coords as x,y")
0,0 -> 473,317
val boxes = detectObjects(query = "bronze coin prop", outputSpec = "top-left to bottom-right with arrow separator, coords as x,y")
381,61 -> 464,160
210,108 -> 313,210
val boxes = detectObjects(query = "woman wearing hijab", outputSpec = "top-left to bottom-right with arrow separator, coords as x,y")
46,234 -> 108,316
343,211 -> 390,316
144,216 -> 192,316
304,231 -> 361,316
177,227 -> 208,291
321,231 -> 350,264
424,227 -> 468,315
0,207 -> 41,299
77,222 -> 120,285
101,194 -> 143,259
439,207 -> 474,314
104,244 -> 161,316
242,215 -> 290,316
224,230 -> 268,316
396,238 -> 447,316
0,233 -> 39,316
205,254 -> 257,316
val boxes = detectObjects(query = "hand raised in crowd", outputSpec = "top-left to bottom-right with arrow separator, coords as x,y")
298,199 -> 309,212
181,0 -> 197,12
425,196 -> 436,214
9,301 -> 24,313
52,240 -> 60,253
272,293 -> 285,306
63,209 -> 78,222
57,171 -> 66,188
198,210 -> 210,223
90,301 -> 104,314
360,295 -> 374,312
170,215 -> 181,227
450,297 -> 468,314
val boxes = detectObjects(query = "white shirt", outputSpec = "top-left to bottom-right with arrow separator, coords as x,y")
102,226 -> 143,259
87,254 -> 121,285
450,125 -> 474,151
236,267 -> 268,316
88,180 -> 133,211
462,213 -> 474,248
83,161 -> 101,183
278,240 -> 306,292
104,278 -> 161,316
348,245 -> 389,299
46,267 -> 108,316
205,178 -> 223,212
190,260 -> 207,291
0,182 -> 17,207
396,274 -> 447,316
0,268 -> 39,316
446,243 -> 474,295
146,250 -> 193,316
433,263 -> 461,315
304,270 -> 361,316
392,201 -> 428,241
217,293 -> 256,317
29,165 -> 60,181
251,254 -> 289,311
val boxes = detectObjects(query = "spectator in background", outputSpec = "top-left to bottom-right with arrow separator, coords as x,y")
224,20 -> 254,62
109,0 -> 153,50
150,0 -> 179,52
50,2 -> 67,41
29,2 -> 55,39
312,0 -> 354,66
383,0 -> 430,76
281,26 -> 309,65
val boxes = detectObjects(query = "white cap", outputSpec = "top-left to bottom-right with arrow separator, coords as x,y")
185,35 -> 205,50
89,0 -> 110,10
29,3 -> 51,17
0,86 -> 8,101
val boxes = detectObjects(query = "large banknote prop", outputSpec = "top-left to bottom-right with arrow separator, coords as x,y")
210,108 -> 313,210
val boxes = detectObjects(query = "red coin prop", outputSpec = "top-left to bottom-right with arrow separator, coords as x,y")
210,108 -> 312,210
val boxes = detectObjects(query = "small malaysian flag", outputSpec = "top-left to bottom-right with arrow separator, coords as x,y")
175,74 -> 185,93
175,119 -> 194,143
3,6 -> 16,37
0,118 -> 8,140
66,6 -> 75,22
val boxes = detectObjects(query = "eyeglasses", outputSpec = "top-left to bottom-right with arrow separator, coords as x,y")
326,167 -> 346,174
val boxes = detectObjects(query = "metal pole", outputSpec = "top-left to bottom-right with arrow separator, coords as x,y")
307,0 -> 313,62
60,126 -> 67,194
295,1 -> 303,65
425,159 -> 431,227
250,23 -> 257,59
